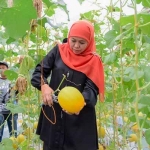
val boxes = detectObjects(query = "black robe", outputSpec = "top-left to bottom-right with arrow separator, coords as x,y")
31,45 -> 99,150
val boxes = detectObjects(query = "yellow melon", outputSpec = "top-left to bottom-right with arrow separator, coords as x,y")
58,86 -> 85,113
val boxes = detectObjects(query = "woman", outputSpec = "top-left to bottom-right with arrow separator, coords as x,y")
31,20 -> 105,150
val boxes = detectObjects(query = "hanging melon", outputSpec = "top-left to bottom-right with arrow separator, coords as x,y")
58,86 -> 85,114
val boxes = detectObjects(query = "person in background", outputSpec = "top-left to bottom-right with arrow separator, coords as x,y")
31,20 -> 105,150
0,61 -> 18,142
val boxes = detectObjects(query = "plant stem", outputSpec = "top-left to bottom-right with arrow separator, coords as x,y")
119,0 -> 127,149
54,74 -> 66,93
132,0 -> 142,149
109,0 -> 119,148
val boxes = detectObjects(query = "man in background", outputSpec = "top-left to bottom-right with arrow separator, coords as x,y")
0,61 -> 18,142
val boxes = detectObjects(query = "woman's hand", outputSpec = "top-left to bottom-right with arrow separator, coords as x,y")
62,109 -> 80,115
62,102 -> 86,115
41,84 -> 54,107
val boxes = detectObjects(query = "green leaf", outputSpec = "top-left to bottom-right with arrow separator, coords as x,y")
1,145 -> 14,150
111,19 -> 120,32
145,129 -> 150,144
1,138 -> 13,145
139,95 -> 150,105
36,25 -> 48,42
142,0 -> 150,7
0,0 -> 37,39
6,103 -> 26,113
129,70 -> 144,80
129,108 -> 136,122
82,11 -> 93,20
104,52 -> 117,64
138,104 -> 150,117
37,17 -> 47,28
143,35 -> 150,43
146,47 -> 150,61
107,6 -> 121,12
142,119 -> 150,129
0,0 -> 7,7
5,50 -> 13,57
37,49 -> 46,56
4,70 -> 18,80
122,38 -> 135,51
96,43 -> 106,54
78,0 -> 85,4
120,15 -> 134,26
124,67 -> 144,80
19,55 -> 35,75
0,54 -> 4,60
6,37 -> 16,44
120,13 -> 150,35
19,140 -> 28,150
138,14 -> 150,35
115,27 -> 133,41
143,66 -> 150,82
46,5 -> 57,17
0,31 -> 9,45
0,49 -> 5,60
104,30 -> 118,48
61,27 -> 68,39
94,23 -> 102,34
34,55 -> 45,65
0,138 -> 14,150
136,0 -> 142,4
42,0 -> 52,8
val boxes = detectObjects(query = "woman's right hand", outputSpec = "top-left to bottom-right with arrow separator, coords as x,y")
41,84 -> 54,107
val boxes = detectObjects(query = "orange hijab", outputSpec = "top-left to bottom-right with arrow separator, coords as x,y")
58,20 -> 105,102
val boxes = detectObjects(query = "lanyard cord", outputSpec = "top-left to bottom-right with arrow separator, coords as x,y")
40,60 -> 56,125
41,105 -> 56,125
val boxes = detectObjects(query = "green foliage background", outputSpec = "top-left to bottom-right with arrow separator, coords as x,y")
0,0 -> 150,149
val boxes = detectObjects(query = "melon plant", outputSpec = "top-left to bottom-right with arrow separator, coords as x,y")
0,0 -> 150,150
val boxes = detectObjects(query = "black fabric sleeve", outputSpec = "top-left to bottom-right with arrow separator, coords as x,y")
31,46 -> 58,90
82,78 -> 98,107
